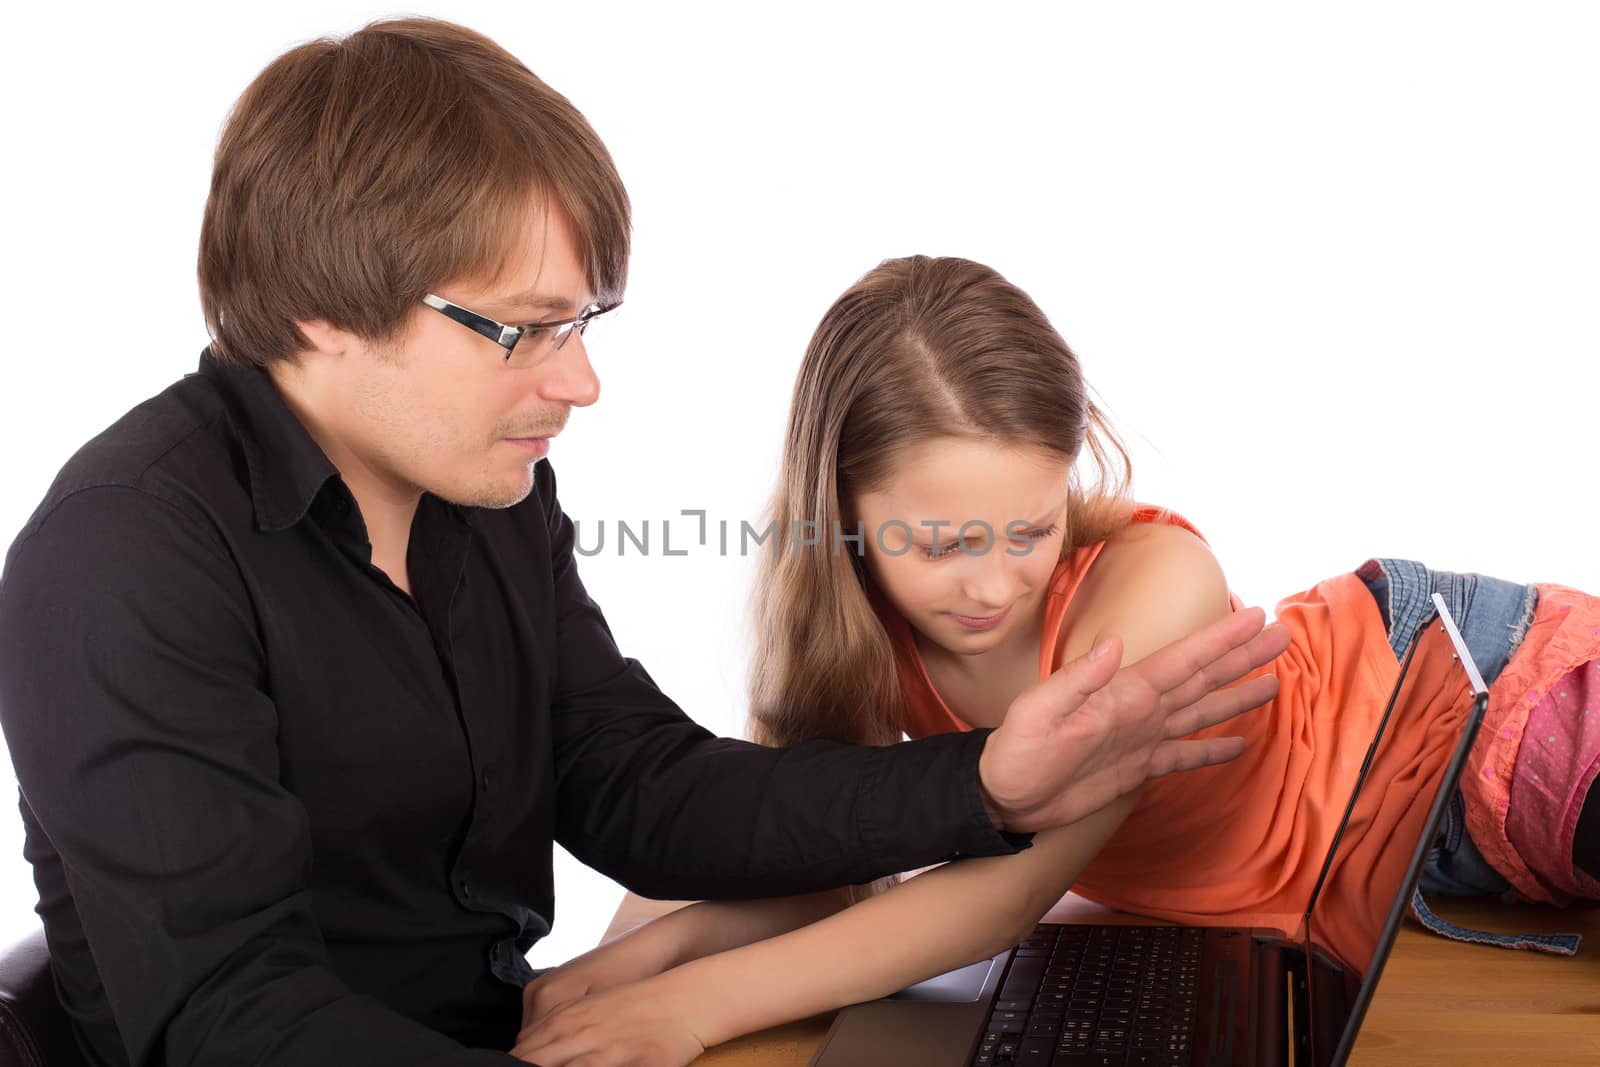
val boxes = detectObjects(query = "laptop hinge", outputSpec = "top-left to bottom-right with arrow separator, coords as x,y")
1248,936 -> 1304,1067
1197,929 -> 1251,1065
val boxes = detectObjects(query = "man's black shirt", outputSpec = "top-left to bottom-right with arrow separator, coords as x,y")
0,351 -> 1029,1066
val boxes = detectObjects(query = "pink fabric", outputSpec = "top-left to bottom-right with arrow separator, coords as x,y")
1466,583 -> 1600,904
1507,659 -> 1600,901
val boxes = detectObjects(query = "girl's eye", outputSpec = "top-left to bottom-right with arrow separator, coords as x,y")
921,524 -> 1058,560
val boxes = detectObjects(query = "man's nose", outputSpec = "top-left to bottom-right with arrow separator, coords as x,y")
536,333 -> 601,407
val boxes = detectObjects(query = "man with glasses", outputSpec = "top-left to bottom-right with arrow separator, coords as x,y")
0,17 -> 1285,1067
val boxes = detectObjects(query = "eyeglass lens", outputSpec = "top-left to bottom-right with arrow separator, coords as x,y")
506,307 -> 614,366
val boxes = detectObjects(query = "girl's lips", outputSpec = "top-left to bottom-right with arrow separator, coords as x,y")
950,605 -> 1011,631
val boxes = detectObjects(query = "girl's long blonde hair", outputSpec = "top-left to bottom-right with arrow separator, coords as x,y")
749,256 -> 1136,751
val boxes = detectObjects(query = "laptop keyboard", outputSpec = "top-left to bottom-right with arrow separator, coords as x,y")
970,923 -> 1202,1067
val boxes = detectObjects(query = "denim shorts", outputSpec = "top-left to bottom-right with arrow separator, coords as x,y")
1355,558 -> 1531,897
1355,559 -> 1581,953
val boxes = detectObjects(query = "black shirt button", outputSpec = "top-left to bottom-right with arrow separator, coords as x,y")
460,879 -> 473,899
480,771 -> 491,792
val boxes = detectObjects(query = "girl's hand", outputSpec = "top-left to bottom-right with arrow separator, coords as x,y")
511,973 -> 709,1066
520,921 -> 688,1029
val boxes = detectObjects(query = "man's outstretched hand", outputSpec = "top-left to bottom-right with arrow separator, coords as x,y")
980,606 -> 1290,834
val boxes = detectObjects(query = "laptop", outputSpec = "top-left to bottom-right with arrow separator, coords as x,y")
810,592 -> 1491,1067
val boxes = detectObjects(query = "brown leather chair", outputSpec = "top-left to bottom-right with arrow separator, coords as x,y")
0,929 -> 88,1067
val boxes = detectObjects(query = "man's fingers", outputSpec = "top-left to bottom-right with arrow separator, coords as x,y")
1130,606 -> 1266,692
1026,633 -> 1123,721
1030,613 -> 1285,731
1147,734 -> 1249,778
1139,618 -> 1289,714
1161,673 -> 1281,739
1133,607 -> 1281,696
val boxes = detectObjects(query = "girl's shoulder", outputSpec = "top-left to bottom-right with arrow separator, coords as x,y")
1051,514 -> 1232,668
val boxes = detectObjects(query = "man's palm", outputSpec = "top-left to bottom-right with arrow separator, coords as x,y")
983,608 -> 1289,832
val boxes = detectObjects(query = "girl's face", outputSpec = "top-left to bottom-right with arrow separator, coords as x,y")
852,437 -> 1073,659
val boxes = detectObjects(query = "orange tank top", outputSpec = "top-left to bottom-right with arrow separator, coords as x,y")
883,506 -> 1466,945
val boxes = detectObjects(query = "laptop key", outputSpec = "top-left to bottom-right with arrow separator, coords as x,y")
1013,1037 -> 1056,1063
962,924 -> 1206,1066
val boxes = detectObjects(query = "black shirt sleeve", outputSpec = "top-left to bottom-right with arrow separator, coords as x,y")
0,487 -> 518,1067
536,462 -> 1032,899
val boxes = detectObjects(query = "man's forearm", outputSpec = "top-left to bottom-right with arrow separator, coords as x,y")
556,723 -> 1030,900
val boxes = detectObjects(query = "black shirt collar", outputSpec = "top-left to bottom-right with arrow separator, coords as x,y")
196,348 -> 341,534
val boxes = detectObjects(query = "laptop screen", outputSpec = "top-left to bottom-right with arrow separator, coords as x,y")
1298,595 -> 1490,1067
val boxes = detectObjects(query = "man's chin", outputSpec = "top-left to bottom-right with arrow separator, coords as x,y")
440,468 -> 538,510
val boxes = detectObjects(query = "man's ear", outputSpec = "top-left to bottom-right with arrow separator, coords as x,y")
294,318 -> 355,358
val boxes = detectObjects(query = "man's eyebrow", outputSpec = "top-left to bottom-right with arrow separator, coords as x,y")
480,289 -> 577,317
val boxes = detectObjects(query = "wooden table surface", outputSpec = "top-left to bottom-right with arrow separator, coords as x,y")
603,891 -> 1600,1066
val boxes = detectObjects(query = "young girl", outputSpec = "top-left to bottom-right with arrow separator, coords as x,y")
511,256 -> 1600,1066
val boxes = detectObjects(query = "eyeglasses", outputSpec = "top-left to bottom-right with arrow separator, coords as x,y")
421,293 -> 622,368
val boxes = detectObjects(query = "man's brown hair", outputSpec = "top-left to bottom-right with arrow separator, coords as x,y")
198,17 -> 629,367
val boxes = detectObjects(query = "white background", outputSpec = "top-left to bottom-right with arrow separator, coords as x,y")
1,2 -> 1596,973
